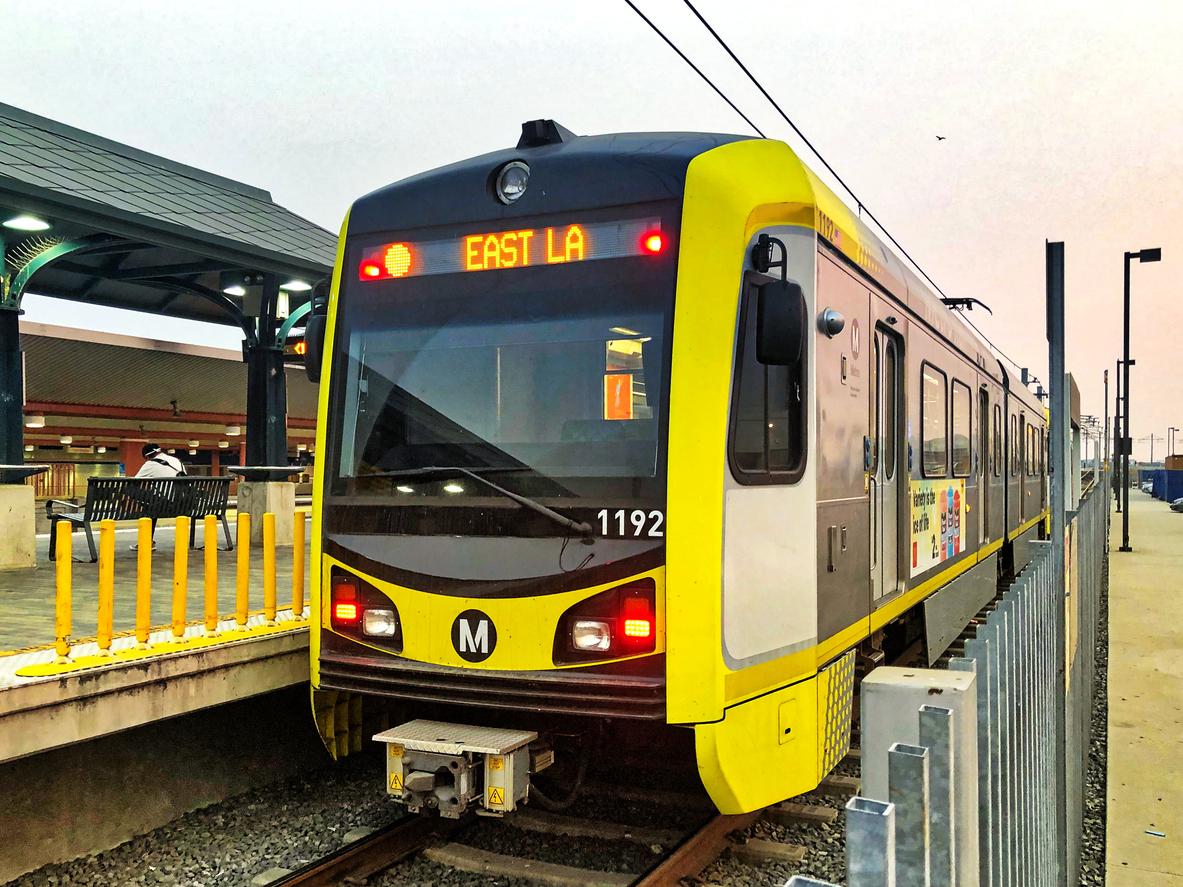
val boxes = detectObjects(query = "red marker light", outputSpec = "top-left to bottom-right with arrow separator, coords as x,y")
620,595 -> 653,640
641,231 -> 665,255
360,261 -> 382,278
333,601 -> 359,623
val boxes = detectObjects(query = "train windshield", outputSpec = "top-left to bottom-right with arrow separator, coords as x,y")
325,252 -> 675,542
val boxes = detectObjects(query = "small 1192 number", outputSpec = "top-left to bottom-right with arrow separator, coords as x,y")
596,508 -> 664,538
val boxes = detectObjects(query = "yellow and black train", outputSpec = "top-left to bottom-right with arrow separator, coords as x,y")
305,120 -> 1048,815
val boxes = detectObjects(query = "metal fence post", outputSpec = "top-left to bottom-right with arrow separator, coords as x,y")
847,796 -> 897,887
919,706 -> 955,887
889,743 -> 931,887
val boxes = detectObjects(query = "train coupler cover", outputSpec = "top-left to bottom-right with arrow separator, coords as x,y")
374,719 -> 536,818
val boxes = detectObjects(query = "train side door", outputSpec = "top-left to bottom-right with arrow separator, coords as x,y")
978,386 -> 990,544
869,325 -> 902,602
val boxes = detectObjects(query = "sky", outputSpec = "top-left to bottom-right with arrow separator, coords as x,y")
5,0 -> 1183,461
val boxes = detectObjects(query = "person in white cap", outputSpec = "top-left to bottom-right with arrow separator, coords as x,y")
136,443 -> 185,478
131,443 -> 186,550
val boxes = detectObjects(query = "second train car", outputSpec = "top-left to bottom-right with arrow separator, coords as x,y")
304,120 -> 1048,815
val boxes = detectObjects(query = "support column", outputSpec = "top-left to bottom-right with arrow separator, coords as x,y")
240,273 -> 293,545
0,307 -> 24,466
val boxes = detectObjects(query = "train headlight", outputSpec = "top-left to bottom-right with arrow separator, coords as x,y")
494,161 -> 530,204
363,608 -> 398,638
572,620 -> 612,651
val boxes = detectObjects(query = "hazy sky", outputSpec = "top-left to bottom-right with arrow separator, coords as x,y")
6,0 -> 1182,460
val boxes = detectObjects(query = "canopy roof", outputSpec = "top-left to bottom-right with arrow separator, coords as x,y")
0,102 -> 335,328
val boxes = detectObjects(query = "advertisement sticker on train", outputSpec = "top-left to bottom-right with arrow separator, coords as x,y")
909,478 -> 966,576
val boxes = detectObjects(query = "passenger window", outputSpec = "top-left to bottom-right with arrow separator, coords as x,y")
951,380 -> 971,477
993,403 -> 1002,477
1010,414 -> 1018,477
729,277 -> 806,483
884,341 -> 897,480
921,362 -> 947,477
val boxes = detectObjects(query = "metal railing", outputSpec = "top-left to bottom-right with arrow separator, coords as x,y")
48,510 -> 309,664
794,472 -> 1109,887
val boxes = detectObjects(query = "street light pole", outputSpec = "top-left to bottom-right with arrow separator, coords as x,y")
1115,359 -> 1124,511
1103,370 -> 1109,474
1120,247 -> 1162,552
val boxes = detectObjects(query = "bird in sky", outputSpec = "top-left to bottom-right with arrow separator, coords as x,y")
936,135 -> 947,141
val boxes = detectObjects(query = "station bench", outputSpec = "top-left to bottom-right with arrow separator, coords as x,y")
46,476 -> 234,562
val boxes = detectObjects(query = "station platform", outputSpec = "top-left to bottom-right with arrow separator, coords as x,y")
0,516 -> 312,764
1106,491 -> 1183,884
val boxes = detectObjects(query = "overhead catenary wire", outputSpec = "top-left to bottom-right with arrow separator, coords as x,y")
677,0 -> 952,303
624,0 -> 1029,373
619,0 -> 765,138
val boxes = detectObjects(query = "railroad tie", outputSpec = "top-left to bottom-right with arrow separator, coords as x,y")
730,838 -> 807,866
508,808 -> 684,847
424,843 -> 634,887
763,801 -> 839,827
816,774 -> 861,797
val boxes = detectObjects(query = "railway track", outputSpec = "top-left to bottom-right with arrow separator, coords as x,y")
268,755 -> 859,887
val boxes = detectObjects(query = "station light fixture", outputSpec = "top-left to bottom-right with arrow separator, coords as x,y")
223,284 -> 246,297
443,482 -> 465,494
3,214 -> 50,231
59,435 -> 72,445
23,444 -> 33,453
188,448 -> 197,456
167,448 -> 176,454
218,440 -> 229,449
296,442 -> 307,451
220,270 -> 249,297
281,279 -> 312,292
97,446 -> 107,454
224,425 -> 241,436
396,485 -> 414,494
188,440 -> 200,448
24,415 -> 45,428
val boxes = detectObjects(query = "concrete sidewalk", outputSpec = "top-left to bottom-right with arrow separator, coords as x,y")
1107,491 -> 1183,884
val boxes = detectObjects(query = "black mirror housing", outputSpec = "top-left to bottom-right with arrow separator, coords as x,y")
304,311 -> 327,383
756,279 -> 806,366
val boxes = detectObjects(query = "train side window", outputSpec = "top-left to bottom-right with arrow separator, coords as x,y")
951,379 -> 971,477
728,277 -> 806,484
1010,413 -> 1018,477
1020,414 -> 1028,476
992,403 -> 1002,477
921,362 -> 947,477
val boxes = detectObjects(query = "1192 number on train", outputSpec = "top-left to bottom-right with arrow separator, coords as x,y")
596,509 -> 664,538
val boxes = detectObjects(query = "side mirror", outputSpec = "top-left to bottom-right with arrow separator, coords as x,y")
756,279 -> 806,365
304,311 -> 327,383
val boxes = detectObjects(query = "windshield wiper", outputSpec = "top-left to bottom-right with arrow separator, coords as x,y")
358,465 -> 594,538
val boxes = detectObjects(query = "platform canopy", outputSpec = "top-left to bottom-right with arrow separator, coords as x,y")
0,103 -> 337,471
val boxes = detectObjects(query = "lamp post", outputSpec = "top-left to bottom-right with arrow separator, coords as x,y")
1120,247 -> 1162,552
1170,426 -> 1180,458
1115,358 -> 1126,510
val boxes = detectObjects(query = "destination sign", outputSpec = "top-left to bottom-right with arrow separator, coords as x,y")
357,218 -> 665,281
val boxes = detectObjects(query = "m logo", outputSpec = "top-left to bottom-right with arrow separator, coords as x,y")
451,609 -> 497,662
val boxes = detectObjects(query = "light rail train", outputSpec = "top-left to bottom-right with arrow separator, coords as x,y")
304,120 -> 1048,815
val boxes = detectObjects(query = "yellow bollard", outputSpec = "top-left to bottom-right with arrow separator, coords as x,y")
54,521 -> 72,661
135,518 -> 152,647
172,516 -> 189,640
97,519 -> 115,654
204,514 -> 219,634
292,511 -> 305,619
263,512 -> 277,624
236,512 -> 250,627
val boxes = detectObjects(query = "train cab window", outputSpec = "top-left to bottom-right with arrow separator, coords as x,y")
921,362 -> 947,477
951,379 -> 971,477
993,403 -> 1002,477
729,279 -> 806,483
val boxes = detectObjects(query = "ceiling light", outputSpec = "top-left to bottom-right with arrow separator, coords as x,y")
167,448 -> 176,454
97,446 -> 107,454
296,443 -> 307,451
443,482 -> 464,494
610,327 -> 640,336
223,284 -> 247,297
218,440 -> 229,449
281,279 -> 312,292
188,448 -> 197,455
188,440 -> 200,448
396,485 -> 414,494
3,214 -> 50,231
225,425 -> 241,436
23,444 -> 33,453
24,415 -> 45,428
59,435 -> 73,445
